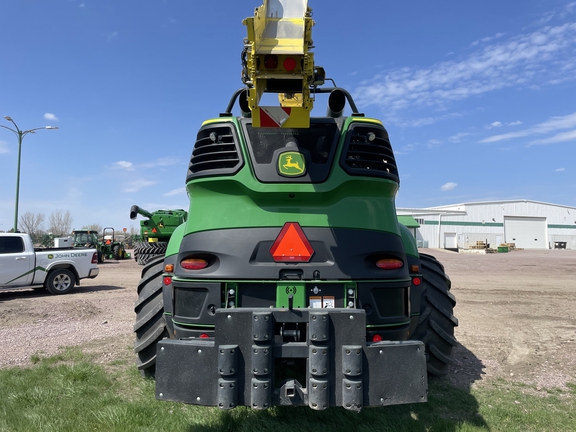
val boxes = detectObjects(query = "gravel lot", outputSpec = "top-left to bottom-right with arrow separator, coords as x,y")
1,248 -> 575,392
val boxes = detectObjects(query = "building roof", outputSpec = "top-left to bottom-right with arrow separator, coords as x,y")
424,199 -> 576,211
397,215 -> 420,228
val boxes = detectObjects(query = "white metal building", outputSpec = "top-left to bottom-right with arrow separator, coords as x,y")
398,200 -> 576,250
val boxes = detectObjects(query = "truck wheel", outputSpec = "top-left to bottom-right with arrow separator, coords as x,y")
410,253 -> 458,376
134,255 -> 168,377
45,269 -> 76,295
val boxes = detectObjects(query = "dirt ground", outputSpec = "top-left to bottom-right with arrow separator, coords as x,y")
1,248 -> 575,393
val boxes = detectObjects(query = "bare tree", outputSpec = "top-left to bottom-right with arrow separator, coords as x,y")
19,212 -> 45,240
82,223 -> 103,233
49,210 -> 73,236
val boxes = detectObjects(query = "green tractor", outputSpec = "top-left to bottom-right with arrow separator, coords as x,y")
101,227 -> 129,260
129,206 -> 187,265
72,229 -> 105,263
134,0 -> 457,411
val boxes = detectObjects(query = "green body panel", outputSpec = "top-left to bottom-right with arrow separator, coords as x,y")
166,223 -> 187,258
398,223 -> 419,258
183,116 -> 401,238
185,178 -> 399,233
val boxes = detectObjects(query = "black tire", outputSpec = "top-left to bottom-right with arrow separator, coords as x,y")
134,255 -> 168,377
410,253 -> 458,376
136,242 -> 167,266
113,244 -> 122,260
45,269 -> 76,295
97,251 -> 104,263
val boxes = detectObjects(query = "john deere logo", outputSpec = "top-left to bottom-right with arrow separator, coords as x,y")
278,152 -> 306,177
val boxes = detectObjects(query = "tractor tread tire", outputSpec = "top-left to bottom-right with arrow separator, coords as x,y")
135,242 -> 167,266
410,253 -> 458,377
134,256 -> 168,377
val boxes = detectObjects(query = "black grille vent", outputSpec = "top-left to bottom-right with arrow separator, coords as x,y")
341,125 -> 399,182
187,125 -> 243,181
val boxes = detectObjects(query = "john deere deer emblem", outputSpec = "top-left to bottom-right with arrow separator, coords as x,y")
278,152 -> 306,177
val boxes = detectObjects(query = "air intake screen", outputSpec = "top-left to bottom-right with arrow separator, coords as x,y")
341,125 -> 399,182
187,125 -> 243,181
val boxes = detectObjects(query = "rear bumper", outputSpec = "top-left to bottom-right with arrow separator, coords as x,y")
155,308 -> 427,411
88,268 -> 99,278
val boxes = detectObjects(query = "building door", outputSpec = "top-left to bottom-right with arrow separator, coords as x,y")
444,232 -> 457,249
504,216 -> 547,249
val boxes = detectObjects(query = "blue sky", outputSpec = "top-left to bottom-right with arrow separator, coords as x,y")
1,0 -> 575,233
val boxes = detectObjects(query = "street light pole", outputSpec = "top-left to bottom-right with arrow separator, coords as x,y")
1,116 -> 59,232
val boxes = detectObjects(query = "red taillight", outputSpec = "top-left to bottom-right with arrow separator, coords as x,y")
200,333 -> 210,339
375,258 -> 404,270
264,54 -> 278,69
91,252 -> 98,264
163,276 -> 172,286
372,334 -> 383,343
412,277 -> 422,286
283,57 -> 296,71
181,258 -> 209,270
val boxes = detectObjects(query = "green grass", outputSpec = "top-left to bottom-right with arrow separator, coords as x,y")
0,348 -> 574,432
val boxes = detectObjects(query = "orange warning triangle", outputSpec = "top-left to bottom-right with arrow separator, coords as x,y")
270,222 -> 314,262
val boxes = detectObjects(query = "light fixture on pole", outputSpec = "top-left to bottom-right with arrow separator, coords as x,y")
1,116 -> 59,232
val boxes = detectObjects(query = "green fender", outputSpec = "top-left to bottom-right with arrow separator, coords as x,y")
397,222 -> 419,259
166,223 -> 187,259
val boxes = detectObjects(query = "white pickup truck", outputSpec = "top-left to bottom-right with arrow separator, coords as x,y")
0,232 -> 99,295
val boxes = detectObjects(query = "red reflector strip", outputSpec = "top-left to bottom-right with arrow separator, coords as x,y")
259,107 -> 291,128
270,222 -> 314,263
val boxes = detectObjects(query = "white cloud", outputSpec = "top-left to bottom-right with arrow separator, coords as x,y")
470,32 -> 507,47
113,161 -> 134,170
486,120 -> 523,129
441,182 -> 458,191
556,167 -> 566,172
394,144 -> 416,155
0,141 -> 9,154
529,129 -> 576,146
481,112 -> 576,143
122,179 -> 156,193
107,31 -> 119,41
449,132 -> 470,143
354,22 -> 576,117
163,187 -> 186,197
141,157 -> 180,169
44,113 -> 58,121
